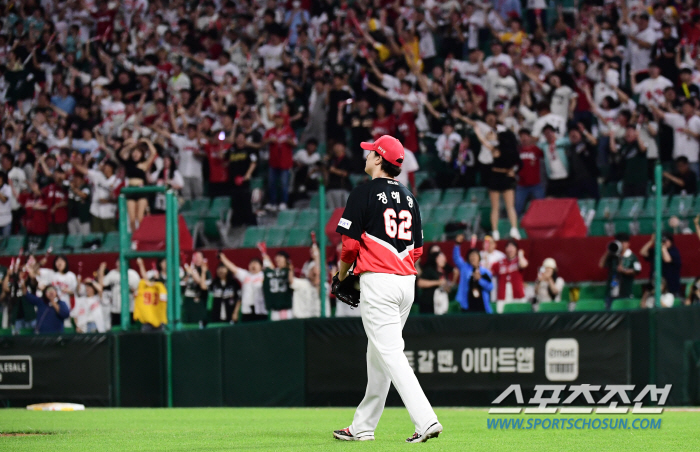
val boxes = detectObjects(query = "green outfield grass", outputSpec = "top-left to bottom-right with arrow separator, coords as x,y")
1,408 -> 699,451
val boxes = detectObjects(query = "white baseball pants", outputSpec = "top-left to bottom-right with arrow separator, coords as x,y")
349,272 -> 438,438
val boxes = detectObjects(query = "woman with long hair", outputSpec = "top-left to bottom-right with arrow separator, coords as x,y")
148,153 -> 183,214
474,128 -> 521,240
117,137 -> 159,231
210,264 -> 241,323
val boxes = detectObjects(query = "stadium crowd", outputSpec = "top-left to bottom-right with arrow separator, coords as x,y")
2,0 -> 700,333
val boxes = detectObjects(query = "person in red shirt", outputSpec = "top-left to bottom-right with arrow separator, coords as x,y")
19,182 -> 50,237
491,240 -> 529,310
91,0 -> 117,39
371,103 -> 396,141
393,101 -> 419,152
205,131 -> 230,197
43,170 -> 69,234
516,129 -> 544,216
263,113 -> 297,210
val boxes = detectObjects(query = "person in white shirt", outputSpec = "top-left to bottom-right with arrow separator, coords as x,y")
651,100 -> 700,174
622,13 -> 660,74
168,61 -> 191,93
396,148 -> 420,191
522,40 -> 554,75
219,253 -> 267,322
72,159 -> 120,233
0,171 -> 13,238
38,256 -> 77,304
289,244 -> 330,319
71,277 -> 105,333
258,34 -> 286,71
204,51 -> 241,85
435,120 -> 462,163
632,63 -> 673,107
156,124 -> 205,199
484,63 -> 518,109
531,102 -> 568,139
546,73 -> 577,120
98,260 -> 141,330
483,40 -> 512,72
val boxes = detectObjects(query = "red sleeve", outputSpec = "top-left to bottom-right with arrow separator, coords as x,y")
340,234 -> 361,264
412,245 -> 423,263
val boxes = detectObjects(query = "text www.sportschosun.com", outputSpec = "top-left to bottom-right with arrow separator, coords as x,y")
487,418 -> 662,430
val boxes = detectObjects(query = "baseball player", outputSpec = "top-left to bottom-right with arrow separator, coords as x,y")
332,135 -> 442,443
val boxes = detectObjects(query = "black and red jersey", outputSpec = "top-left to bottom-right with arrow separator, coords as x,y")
336,177 -> 423,276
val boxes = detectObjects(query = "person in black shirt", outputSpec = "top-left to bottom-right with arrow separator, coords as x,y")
326,73 -> 352,147
340,97 -> 374,172
566,124 -> 599,199
285,85 -> 306,133
677,68 -> 700,105
651,22 -> 680,83
325,142 -> 353,210
640,232 -> 682,296
663,156 -> 698,195
226,132 -> 258,226
210,264 -> 241,323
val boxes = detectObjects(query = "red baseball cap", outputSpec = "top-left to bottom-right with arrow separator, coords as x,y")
360,135 -> 405,167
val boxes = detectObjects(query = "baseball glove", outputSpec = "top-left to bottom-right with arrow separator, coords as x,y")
332,272 -> 361,308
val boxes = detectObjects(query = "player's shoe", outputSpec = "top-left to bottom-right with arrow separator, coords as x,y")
333,427 -> 374,441
406,422 -> 443,443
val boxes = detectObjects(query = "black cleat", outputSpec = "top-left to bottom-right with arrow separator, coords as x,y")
333,427 -> 374,441
406,422 -> 443,443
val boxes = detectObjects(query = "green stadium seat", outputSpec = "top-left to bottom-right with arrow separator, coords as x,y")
418,189 -> 442,205
617,197 -> 646,219
79,233 -> 104,253
420,205 -> 434,221
0,235 -> 25,256
537,302 -> 569,313
209,197 -> 230,218
448,300 -> 462,313
578,284 -> 606,300
496,219 -> 526,240
413,171 -> 430,190
308,192 -> 327,209
265,227 -> 287,247
453,203 -> 479,223
62,234 -> 83,253
430,204 -> 456,224
611,298 -> 641,311
276,209 -> 298,227
180,198 -> 209,215
502,303 -> 532,314
589,219 -> 614,236
465,187 -> 489,205
594,198 -> 621,220
600,182 -> 620,198
574,299 -> 606,312
181,212 -> 201,231
442,188 -> 465,204
39,234 -> 66,253
578,199 -> 597,219
295,209 -> 319,228
242,227 -> 267,248
0,328 -> 12,336
422,223 -> 444,242
286,227 -> 313,247
667,195 -> 695,218
639,196 -> 669,218
101,232 -> 121,252
349,174 -> 367,188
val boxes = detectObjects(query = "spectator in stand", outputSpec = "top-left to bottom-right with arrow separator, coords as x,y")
610,125 -> 648,197
204,131 -> 230,198
566,124 -> 600,199
226,132 -> 258,226
289,243 -> 330,319
181,252 -> 212,328
685,276 -> 700,306
632,63 -> 673,108
72,159 -> 120,234
263,112 -> 297,211
219,252 -> 267,323
325,142 -> 353,210
292,138 -> 322,200
149,155 -> 184,214
599,232 -> 641,309
210,264 -> 240,324
641,278 -> 676,308
539,124 -> 570,198
26,284 -> 70,335
97,260 -> 141,330
650,100 -> 700,176
533,258 -> 565,305
19,182 -> 49,238
417,249 -> 450,315
339,97 -> 374,172
39,256 -> 78,305
515,129 -> 543,216
663,156 -> 699,195
0,171 -> 14,239
66,171 -> 91,236
71,277 -> 105,333
641,232 -> 683,296
491,240 -> 528,312
453,234 -> 494,314
40,169 -> 69,234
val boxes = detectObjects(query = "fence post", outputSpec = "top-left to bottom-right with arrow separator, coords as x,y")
319,183 -> 327,317
654,163 -> 662,307
118,194 -> 130,331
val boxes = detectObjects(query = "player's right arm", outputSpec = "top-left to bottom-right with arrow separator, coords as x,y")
335,185 -> 368,281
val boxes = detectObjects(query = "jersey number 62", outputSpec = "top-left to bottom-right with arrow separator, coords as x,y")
383,208 -> 413,240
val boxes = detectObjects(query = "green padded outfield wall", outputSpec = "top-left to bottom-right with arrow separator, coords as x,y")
117,333 -> 166,407
655,305 -> 700,405
172,328 -> 224,407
